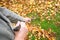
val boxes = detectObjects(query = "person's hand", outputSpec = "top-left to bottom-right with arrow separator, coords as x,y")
24,17 -> 31,23
15,21 -> 28,40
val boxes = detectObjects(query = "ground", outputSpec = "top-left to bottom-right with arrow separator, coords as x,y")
0,0 -> 60,40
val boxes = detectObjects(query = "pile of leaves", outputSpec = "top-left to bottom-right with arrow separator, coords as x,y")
26,12 -> 56,40
27,23 -> 56,40
0,0 -> 60,40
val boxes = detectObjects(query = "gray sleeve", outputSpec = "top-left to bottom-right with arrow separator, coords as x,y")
0,7 -> 25,23
0,27 -> 14,40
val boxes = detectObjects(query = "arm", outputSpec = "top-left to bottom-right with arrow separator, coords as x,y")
0,7 -> 25,23
14,22 -> 28,40
14,32 -> 25,40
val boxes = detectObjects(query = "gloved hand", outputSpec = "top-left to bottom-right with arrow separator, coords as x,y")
14,21 -> 28,40
13,17 -> 31,31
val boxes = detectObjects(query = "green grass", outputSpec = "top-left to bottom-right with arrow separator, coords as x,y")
26,12 -> 60,40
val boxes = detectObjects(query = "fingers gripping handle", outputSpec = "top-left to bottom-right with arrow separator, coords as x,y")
13,21 -> 27,31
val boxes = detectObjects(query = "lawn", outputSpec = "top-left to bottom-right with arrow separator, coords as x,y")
0,0 -> 60,40
26,11 -> 60,40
